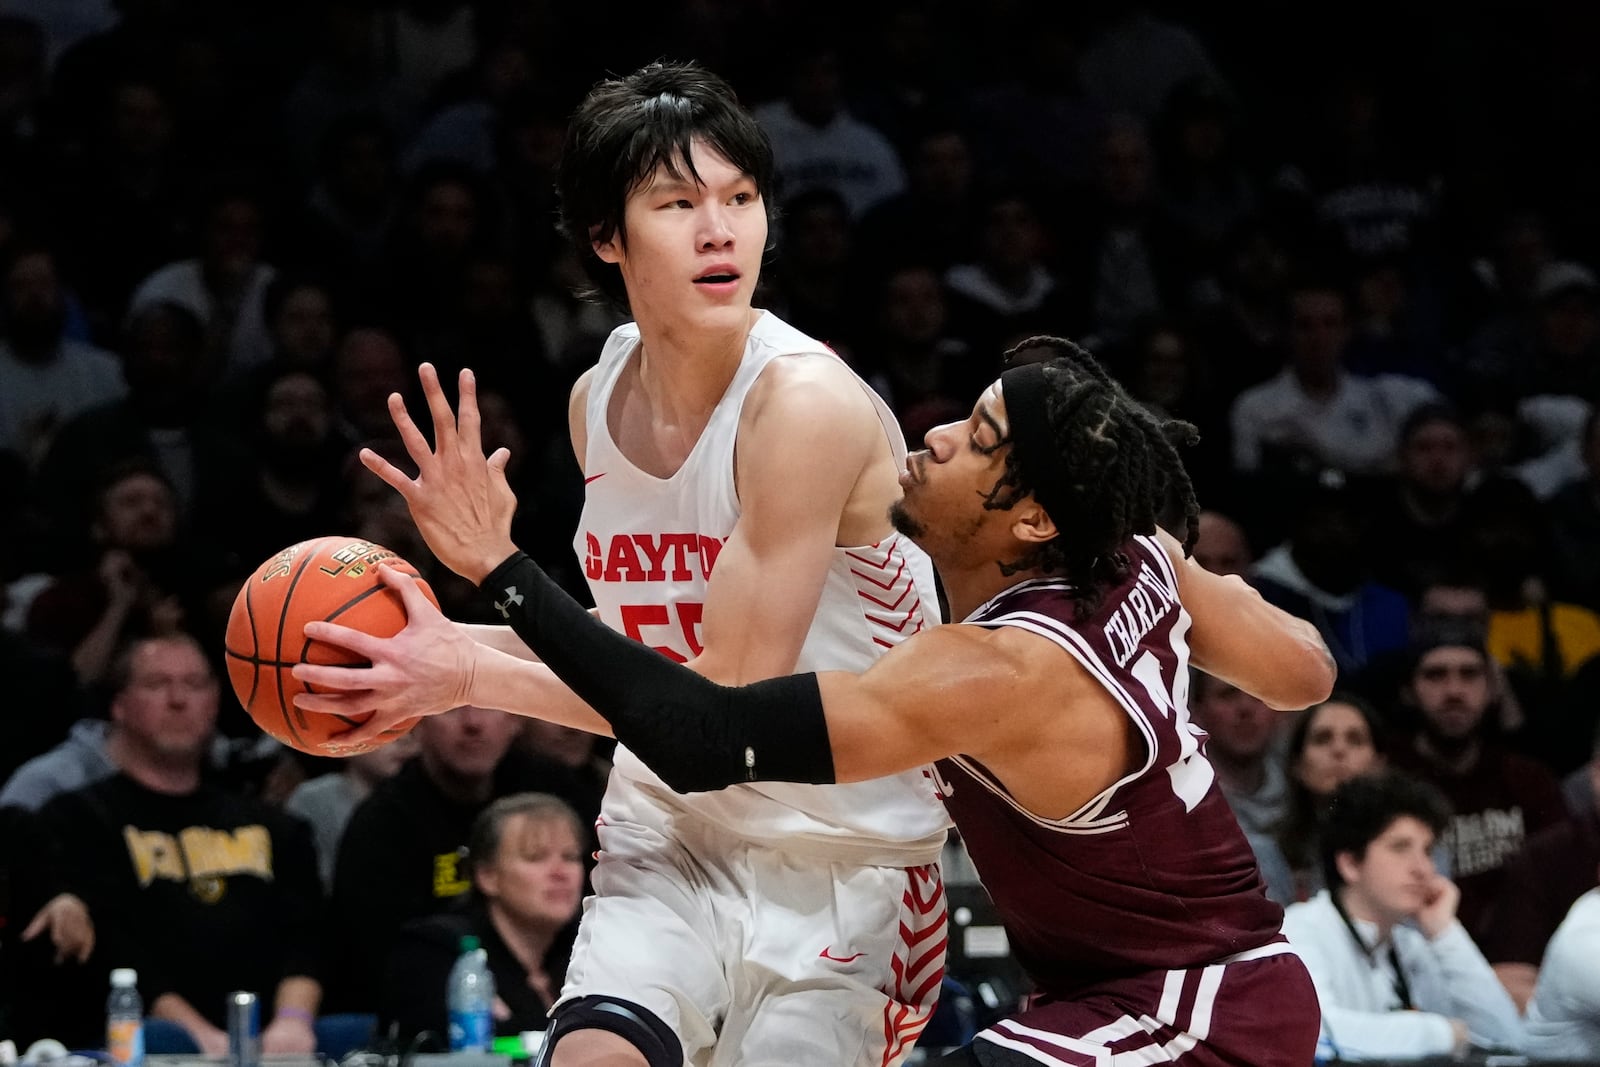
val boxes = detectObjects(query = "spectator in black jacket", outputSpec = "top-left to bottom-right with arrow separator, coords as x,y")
382,792 -> 584,1042
33,633 -> 325,1052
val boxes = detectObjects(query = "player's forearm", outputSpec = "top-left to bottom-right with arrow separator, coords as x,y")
458,609 -> 606,664
1201,596 -> 1336,711
457,621 -> 540,661
1272,616 -> 1338,710
463,642 -> 614,738
479,552 -> 835,790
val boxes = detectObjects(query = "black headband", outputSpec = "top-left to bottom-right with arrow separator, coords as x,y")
1000,361 -> 1068,524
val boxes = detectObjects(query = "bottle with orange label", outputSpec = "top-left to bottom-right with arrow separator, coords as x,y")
107,968 -> 144,1067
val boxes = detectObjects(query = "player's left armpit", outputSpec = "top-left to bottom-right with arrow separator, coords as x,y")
479,552 -> 836,791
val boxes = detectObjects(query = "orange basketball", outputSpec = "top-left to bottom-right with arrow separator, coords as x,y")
224,535 -> 437,756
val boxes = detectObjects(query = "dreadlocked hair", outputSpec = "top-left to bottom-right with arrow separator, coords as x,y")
990,335 -> 1202,619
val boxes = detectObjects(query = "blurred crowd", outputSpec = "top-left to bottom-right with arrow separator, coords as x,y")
0,0 -> 1598,1058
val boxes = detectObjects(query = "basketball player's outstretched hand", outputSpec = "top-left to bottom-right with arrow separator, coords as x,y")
364,363 -> 519,584
292,565 -> 476,746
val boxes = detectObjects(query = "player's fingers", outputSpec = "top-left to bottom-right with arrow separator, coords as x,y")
20,909 -> 46,942
418,363 -> 458,451
456,369 -> 484,458
386,392 -> 437,471
359,447 -> 417,498
486,447 -> 511,475
323,718 -> 397,750
291,664 -> 381,698
291,687 -> 378,716
300,620 -> 385,659
377,564 -> 438,618
74,927 -> 95,963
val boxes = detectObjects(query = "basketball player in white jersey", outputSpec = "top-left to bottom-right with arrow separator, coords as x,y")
294,61 -> 951,1066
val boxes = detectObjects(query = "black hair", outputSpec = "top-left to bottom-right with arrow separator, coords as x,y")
1321,770 -> 1451,891
994,335 -> 1201,618
556,60 -> 775,310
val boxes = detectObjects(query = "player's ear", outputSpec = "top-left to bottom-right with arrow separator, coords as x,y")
1334,849 -> 1363,887
1010,499 -> 1058,546
591,224 -> 621,265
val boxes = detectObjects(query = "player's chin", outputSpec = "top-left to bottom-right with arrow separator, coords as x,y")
888,499 -> 925,540
691,293 -> 754,323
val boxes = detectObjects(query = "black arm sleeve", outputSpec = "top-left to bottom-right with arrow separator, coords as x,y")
479,552 -> 836,793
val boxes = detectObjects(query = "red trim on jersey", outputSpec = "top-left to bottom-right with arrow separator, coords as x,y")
857,582 -> 915,612
850,556 -> 909,590
845,537 -> 903,568
865,601 -> 924,633
850,537 -> 926,648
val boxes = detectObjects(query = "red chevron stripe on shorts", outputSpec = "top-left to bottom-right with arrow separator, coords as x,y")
880,863 -> 948,1066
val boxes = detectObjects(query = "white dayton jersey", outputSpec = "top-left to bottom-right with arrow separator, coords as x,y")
574,312 -> 950,866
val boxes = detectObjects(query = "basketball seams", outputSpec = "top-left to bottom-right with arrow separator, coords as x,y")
243,570 -> 262,717
315,578 -> 403,629
297,570 -> 415,729
223,650 -> 335,670
271,536 -> 331,751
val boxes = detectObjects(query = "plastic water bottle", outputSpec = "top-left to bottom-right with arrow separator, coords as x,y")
446,935 -> 495,1051
106,968 -> 144,1067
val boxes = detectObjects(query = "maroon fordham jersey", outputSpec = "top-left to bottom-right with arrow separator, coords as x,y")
931,535 -> 1284,998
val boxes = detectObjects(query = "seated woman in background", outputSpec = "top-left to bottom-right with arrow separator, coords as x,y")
381,793 -> 585,1042
1252,694 -> 1388,905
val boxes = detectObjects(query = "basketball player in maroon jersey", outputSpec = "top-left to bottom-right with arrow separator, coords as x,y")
297,336 -> 1334,1065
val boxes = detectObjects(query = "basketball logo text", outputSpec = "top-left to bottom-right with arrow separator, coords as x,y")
319,540 -> 396,579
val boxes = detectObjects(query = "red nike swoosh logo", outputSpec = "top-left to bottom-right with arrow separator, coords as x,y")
818,948 -> 864,963
584,473 -> 606,485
